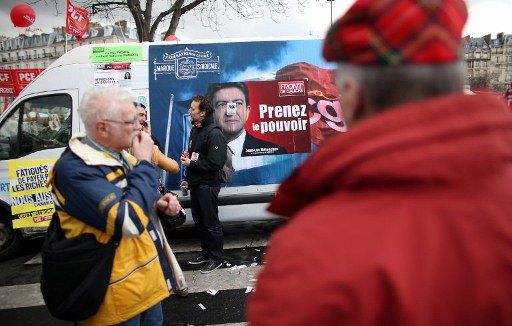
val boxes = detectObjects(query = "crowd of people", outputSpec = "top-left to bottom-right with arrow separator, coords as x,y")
45,0 -> 512,324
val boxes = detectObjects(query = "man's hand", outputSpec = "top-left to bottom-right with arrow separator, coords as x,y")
132,131 -> 154,162
180,154 -> 190,167
156,193 -> 183,216
141,120 -> 150,133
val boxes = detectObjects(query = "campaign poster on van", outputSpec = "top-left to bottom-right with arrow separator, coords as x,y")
148,39 -> 346,189
242,80 -> 310,156
9,158 -> 56,228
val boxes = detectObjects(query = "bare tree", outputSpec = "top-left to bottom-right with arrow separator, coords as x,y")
31,0 -> 315,42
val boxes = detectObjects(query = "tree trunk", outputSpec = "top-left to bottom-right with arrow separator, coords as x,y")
164,10 -> 183,39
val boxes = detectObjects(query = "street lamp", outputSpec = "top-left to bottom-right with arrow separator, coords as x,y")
327,0 -> 335,26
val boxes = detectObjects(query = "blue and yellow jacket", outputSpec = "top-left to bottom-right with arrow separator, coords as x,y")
50,134 -> 173,325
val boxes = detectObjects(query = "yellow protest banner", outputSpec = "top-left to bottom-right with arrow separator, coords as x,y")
8,158 -> 57,228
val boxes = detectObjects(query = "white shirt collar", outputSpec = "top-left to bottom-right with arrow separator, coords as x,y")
228,130 -> 246,157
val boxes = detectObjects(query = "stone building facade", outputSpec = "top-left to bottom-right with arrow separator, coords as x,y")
0,21 -> 138,109
0,21 -> 137,70
464,33 -> 512,91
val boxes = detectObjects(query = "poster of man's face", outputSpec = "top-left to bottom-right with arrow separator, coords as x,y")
212,86 -> 250,138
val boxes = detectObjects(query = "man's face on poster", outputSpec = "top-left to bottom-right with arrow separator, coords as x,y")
212,87 -> 250,137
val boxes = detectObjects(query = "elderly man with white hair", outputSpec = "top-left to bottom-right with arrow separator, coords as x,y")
49,87 -> 182,325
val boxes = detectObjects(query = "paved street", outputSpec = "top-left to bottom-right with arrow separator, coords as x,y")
0,219 -> 285,325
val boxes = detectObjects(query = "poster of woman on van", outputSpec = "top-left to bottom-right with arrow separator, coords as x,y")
93,62 -> 132,90
148,39 -> 346,189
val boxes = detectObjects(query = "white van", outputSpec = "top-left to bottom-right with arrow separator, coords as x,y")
0,38 -> 344,259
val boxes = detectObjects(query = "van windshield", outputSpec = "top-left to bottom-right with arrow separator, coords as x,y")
0,94 -> 72,160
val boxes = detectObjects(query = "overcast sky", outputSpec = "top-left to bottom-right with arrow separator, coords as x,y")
0,0 -> 510,40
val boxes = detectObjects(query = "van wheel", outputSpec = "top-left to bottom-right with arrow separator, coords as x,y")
0,216 -> 22,261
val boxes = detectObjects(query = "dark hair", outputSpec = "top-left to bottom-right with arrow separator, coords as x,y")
206,82 -> 250,106
191,95 -> 214,116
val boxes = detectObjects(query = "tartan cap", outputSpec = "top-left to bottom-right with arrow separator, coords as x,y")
323,0 -> 468,65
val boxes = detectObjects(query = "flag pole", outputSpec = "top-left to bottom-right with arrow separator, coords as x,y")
65,0 -> 68,52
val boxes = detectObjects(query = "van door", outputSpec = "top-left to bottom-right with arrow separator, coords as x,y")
0,89 -> 77,259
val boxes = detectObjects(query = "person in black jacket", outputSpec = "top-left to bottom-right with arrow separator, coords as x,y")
180,95 -> 227,273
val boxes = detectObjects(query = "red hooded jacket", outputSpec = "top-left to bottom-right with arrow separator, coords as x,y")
248,93 -> 512,325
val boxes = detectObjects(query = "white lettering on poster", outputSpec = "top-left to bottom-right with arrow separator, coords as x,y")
254,104 -> 308,134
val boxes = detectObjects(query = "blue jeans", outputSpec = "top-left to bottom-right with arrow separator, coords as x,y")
118,302 -> 163,326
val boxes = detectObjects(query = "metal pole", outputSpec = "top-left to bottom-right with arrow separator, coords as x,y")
327,0 -> 334,26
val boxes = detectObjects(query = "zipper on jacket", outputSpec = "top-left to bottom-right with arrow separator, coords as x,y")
109,255 -> 158,285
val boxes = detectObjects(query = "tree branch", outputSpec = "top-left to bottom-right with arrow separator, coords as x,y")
150,0 -> 185,39
37,0 -> 319,42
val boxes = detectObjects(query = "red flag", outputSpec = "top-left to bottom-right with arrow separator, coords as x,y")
66,0 -> 89,41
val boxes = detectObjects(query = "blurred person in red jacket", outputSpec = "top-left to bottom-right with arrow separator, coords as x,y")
248,0 -> 512,325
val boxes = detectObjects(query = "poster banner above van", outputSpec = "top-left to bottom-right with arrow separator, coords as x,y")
148,39 -> 347,189
0,69 -> 44,97
9,158 -> 56,228
92,45 -> 143,63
